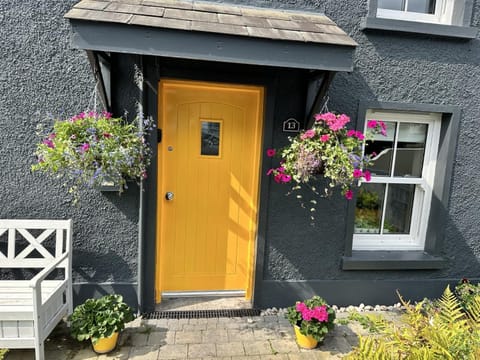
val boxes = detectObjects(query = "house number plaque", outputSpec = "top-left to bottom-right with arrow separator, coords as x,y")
283,118 -> 300,133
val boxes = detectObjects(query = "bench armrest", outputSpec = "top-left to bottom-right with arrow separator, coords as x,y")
29,252 -> 69,289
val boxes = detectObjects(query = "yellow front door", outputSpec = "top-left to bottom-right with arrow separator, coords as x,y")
156,80 -> 264,302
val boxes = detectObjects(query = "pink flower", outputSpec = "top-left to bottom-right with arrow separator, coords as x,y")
312,306 -> 329,322
367,120 -> 378,128
355,131 -> 365,140
266,168 -> 275,176
87,111 -> 97,118
266,148 -> 276,157
363,170 -> 372,182
48,133 -> 56,140
347,130 -> 356,137
300,129 -> 315,140
296,302 -> 307,312
79,143 -> 90,153
317,112 -> 337,123
42,139 -> 55,149
345,189 -> 353,200
320,134 -> 330,142
314,113 -> 323,122
337,114 -> 350,127
281,174 -> 292,183
301,309 -> 314,321
353,169 -> 363,178
274,174 -> 283,183
102,111 -> 112,119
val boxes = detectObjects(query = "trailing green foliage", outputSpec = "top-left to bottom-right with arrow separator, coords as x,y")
345,286 -> 480,360
69,294 -> 135,345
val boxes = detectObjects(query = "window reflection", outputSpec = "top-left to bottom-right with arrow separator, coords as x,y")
365,121 -> 396,177
384,184 -> 415,234
378,0 -> 436,14
394,123 -> 427,177
354,184 -> 385,234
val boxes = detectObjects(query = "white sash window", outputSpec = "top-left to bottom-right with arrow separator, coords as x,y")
377,0 -> 460,25
353,110 -> 441,251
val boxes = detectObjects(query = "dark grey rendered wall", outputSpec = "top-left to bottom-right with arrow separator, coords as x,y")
0,1 -> 139,308
205,0 -> 480,307
2,0 -> 480,311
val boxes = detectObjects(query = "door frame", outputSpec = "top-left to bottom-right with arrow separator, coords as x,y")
155,79 -> 265,303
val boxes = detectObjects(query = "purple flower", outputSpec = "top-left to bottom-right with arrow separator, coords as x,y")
43,139 -> 55,149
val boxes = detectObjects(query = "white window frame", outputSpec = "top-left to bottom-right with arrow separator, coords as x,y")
376,0 -> 456,25
352,110 -> 441,251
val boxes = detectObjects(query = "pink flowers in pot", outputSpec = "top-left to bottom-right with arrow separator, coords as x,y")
286,295 -> 336,343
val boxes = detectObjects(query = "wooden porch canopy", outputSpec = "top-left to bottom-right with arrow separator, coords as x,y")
65,0 -> 357,118
65,0 -> 357,71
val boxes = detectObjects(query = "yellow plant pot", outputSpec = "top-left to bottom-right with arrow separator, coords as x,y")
294,326 -> 318,349
92,332 -> 119,354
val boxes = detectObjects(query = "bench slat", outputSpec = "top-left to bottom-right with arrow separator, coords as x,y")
0,219 -> 72,229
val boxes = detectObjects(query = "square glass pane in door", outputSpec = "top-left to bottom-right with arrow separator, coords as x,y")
201,121 -> 221,156
378,0 -> 404,10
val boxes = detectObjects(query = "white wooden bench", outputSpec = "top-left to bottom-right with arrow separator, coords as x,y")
0,219 -> 73,360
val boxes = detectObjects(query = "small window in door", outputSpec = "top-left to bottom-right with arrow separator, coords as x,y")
200,120 -> 221,157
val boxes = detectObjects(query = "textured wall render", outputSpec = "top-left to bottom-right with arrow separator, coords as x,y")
209,0 -> 480,283
0,1 -> 139,305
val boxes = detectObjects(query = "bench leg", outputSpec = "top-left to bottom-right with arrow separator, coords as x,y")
34,341 -> 45,360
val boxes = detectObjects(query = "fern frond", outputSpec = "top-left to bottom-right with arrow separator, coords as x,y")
465,294 -> 480,325
437,285 -> 465,324
345,336 -> 393,360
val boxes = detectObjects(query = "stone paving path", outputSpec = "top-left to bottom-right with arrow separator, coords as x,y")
4,312 -> 402,359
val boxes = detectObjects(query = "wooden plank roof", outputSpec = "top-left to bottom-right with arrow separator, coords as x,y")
65,0 -> 357,47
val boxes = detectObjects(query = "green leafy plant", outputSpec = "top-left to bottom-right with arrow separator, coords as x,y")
346,311 -> 389,333
0,349 -> 8,360
345,286 -> 480,359
32,111 -> 153,202
267,113 -> 387,199
69,294 -> 135,345
455,278 -> 480,311
286,295 -> 336,342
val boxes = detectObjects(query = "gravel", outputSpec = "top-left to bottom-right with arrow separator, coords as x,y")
260,302 -> 405,316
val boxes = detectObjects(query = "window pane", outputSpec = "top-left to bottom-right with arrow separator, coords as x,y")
384,184 -> 415,234
378,0 -> 404,10
201,121 -> 220,156
394,123 -> 427,177
407,0 -> 436,14
365,121 -> 396,177
354,184 -> 386,234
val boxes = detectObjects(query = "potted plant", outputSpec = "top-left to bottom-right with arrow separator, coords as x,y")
69,294 -> 135,354
286,295 -> 336,349
267,112 -> 386,199
32,111 -> 153,203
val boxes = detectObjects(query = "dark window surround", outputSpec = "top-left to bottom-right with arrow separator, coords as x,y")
362,0 -> 477,40
342,101 -> 460,270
